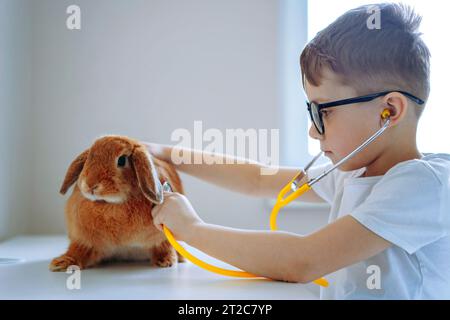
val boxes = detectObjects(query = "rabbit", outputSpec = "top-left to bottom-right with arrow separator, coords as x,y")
49,135 -> 186,272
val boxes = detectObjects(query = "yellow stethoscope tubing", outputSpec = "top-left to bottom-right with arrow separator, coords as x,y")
164,224 -> 329,286
268,177 -> 329,287
162,178 -> 328,287
163,225 -> 258,278
270,181 -> 312,231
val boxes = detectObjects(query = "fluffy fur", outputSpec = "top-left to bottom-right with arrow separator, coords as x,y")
49,135 -> 185,271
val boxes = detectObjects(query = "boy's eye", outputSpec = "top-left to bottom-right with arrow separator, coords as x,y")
321,110 -> 331,117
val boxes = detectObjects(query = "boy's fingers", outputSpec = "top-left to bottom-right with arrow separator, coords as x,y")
151,206 -> 160,218
153,214 -> 162,230
163,191 -> 175,197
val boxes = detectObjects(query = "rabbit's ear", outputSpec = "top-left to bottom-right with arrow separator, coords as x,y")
60,149 -> 90,195
131,146 -> 163,204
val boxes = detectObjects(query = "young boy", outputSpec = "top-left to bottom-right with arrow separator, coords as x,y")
146,3 -> 450,299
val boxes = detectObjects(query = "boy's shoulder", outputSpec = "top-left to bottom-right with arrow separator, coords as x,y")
308,153 -> 450,204
384,153 -> 450,186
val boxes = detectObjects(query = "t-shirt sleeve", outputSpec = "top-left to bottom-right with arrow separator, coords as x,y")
350,162 -> 450,255
307,162 -> 337,204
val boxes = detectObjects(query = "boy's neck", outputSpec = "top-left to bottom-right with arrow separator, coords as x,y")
362,147 -> 424,178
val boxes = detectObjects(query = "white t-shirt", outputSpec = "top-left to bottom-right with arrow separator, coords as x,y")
307,153 -> 450,300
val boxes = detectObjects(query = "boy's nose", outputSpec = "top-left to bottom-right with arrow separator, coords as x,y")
309,123 -> 323,140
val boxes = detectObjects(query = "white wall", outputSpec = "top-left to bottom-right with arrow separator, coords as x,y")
1,0 -> 327,239
0,0 -> 33,241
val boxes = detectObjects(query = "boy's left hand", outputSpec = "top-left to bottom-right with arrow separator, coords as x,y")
151,192 -> 204,242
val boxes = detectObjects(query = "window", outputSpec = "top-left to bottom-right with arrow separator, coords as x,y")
307,0 -> 450,155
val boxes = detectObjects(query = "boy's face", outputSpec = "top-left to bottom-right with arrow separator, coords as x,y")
304,68 -> 387,172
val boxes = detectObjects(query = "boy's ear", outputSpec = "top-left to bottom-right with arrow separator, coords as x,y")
383,93 -> 408,124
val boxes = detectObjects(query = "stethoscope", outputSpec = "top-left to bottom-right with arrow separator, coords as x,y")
158,110 -> 392,288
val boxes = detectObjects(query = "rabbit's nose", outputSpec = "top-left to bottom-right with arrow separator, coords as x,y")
89,184 -> 100,194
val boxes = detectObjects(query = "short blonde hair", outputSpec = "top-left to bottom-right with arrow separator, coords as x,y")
300,3 -> 430,118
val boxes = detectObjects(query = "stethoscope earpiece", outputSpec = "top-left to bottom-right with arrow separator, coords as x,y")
381,109 -> 391,120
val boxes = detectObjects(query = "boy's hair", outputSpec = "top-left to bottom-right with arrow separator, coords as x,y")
300,3 -> 430,118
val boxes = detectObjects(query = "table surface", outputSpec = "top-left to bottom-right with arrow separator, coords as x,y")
0,235 -> 318,300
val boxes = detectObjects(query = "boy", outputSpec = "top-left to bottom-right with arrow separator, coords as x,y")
147,3 -> 450,299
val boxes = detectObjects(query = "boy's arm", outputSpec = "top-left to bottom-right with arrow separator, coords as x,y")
142,142 -> 325,203
143,142 -> 262,196
185,215 -> 391,283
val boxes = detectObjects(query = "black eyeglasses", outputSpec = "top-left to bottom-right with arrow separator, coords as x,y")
306,91 -> 425,135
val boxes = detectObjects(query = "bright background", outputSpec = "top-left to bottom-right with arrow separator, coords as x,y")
1,0 -> 448,242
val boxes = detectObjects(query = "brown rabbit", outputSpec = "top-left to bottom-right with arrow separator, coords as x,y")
49,135 -> 185,272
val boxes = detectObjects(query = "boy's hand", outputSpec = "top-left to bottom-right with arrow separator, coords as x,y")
151,192 -> 204,242
142,141 -> 169,162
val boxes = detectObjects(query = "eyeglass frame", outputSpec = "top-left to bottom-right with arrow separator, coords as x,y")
306,90 -> 425,135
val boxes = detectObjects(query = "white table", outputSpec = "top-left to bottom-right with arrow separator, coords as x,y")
0,236 -> 318,300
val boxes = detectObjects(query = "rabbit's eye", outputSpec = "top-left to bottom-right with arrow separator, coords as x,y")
117,155 -> 127,167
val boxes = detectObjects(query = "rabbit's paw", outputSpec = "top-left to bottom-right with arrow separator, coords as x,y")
152,254 -> 177,268
151,240 -> 178,268
49,255 -> 79,272
177,252 -> 186,263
